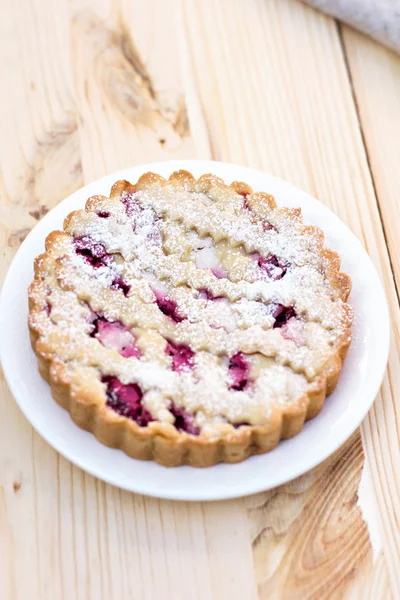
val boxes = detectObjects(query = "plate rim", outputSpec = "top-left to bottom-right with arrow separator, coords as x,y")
0,159 -> 390,501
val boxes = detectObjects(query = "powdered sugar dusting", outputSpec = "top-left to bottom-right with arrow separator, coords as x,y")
29,175 -> 352,433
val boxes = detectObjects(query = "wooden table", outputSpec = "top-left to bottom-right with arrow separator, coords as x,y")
1,1 -> 399,598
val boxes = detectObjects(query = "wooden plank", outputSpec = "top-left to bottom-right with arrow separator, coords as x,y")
68,2 -> 258,599
0,1 -> 257,599
181,0 -> 398,597
340,26 -> 400,599
246,434 -> 371,600
0,1 -> 81,598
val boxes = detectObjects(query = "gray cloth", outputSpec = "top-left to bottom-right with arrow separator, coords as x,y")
301,0 -> 400,54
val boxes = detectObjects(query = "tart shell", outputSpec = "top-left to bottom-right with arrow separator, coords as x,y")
28,170 -> 352,467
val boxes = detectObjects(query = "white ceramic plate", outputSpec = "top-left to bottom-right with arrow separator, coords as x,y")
0,160 -> 390,501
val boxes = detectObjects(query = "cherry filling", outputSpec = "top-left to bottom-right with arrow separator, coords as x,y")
257,254 -> 287,280
243,200 -> 276,231
74,237 -> 112,268
270,304 -> 296,328
102,376 -> 153,425
122,194 -> 143,220
198,289 -> 225,301
229,352 -> 250,391
280,318 -> 305,346
166,340 -> 195,372
262,222 -> 277,232
91,317 -> 141,358
110,276 -> 131,297
152,290 -> 184,323
74,237 -> 130,294
122,195 -> 162,244
211,267 -> 227,280
169,402 -> 200,435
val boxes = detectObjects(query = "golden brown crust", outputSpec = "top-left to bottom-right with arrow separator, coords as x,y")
28,170 -> 352,467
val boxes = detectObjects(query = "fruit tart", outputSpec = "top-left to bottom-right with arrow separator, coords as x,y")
28,170 -> 352,467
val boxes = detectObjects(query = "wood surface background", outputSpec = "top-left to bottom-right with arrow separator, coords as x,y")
0,0 -> 399,598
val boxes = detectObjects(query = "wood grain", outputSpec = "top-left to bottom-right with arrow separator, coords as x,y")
0,0 -> 399,598
341,26 -> 400,600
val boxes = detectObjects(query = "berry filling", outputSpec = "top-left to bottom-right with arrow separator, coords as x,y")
280,318 -> 305,346
243,200 -> 276,230
229,352 -> 250,391
74,237 -> 112,268
270,304 -> 297,328
97,211 -> 110,218
102,376 -> 153,425
122,194 -> 143,220
166,340 -> 195,372
191,237 -> 221,272
199,289 -> 225,301
110,276 -> 131,297
91,317 -> 141,358
153,290 -> 184,323
262,222 -> 277,232
211,267 -> 228,280
122,195 -> 162,244
255,253 -> 287,280
169,403 -> 200,435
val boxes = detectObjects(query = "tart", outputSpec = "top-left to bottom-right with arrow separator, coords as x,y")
28,170 -> 352,467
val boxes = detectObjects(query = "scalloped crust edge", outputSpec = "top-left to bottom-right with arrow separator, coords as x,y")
28,170 -> 352,467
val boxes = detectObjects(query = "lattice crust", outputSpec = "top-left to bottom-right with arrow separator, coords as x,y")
28,170 -> 352,467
